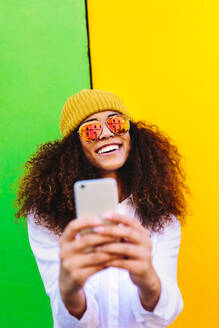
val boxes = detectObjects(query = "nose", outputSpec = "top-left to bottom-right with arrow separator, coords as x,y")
98,122 -> 114,140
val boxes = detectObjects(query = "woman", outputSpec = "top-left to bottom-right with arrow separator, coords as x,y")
15,89 -> 188,328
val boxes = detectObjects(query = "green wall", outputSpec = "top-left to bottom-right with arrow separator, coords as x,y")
0,1 -> 90,326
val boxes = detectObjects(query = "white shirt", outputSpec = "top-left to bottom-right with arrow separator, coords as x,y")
27,198 -> 183,328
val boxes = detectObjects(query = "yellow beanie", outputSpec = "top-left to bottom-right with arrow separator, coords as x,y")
60,89 -> 131,138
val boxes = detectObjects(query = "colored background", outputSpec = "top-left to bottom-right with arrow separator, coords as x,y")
87,0 -> 219,327
1,0 -> 219,327
0,0 -> 90,326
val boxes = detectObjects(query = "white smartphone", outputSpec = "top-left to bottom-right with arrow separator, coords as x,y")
74,178 -> 118,219
74,178 -> 119,251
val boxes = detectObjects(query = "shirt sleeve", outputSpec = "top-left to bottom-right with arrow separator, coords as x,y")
27,214 -> 100,328
131,217 -> 183,328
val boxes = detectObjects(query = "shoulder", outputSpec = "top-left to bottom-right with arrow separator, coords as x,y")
155,215 -> 181,234
150,215 -> 181,241
27,213 -> 59,244
150,215 -> 182,257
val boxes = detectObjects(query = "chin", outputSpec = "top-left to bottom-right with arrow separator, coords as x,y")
97,159 -> 126,172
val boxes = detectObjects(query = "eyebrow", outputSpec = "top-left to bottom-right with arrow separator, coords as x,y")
82,113 -> 118,124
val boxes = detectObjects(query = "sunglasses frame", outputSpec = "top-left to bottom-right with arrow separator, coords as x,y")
78,114 -> 130,143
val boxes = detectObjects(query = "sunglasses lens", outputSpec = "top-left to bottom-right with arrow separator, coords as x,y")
79,121 -> 101,142
107,115 -> 130,135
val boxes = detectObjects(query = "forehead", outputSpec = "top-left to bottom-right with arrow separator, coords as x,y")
82,110 -> 120,123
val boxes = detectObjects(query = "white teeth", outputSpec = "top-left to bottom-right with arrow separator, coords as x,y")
98,145 -> 119,154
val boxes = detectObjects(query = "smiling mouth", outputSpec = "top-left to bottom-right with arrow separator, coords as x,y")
96,144 -> 121,155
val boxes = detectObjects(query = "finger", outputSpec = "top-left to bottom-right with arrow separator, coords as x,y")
60,218 -> 102,243
64,234 -> 120,255
64,252 -> 122,270
104,213 -> 148,235
105,258 -> 142,273
93,224 -> 142,245
96,242 -> 140,259
80,252 -> 123,268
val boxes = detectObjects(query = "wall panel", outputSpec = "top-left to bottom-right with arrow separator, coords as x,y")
87,1 -> 219,326
0,1 -> 90,326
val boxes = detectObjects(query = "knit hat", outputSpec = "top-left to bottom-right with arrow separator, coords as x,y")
60,89 -> 131,138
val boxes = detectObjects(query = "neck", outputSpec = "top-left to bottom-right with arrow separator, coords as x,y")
100,171 -> 129,203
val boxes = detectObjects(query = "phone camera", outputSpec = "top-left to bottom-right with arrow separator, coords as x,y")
81,185 -> 85,188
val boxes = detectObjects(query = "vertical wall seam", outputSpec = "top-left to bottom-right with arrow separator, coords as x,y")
85,0 -> 93,89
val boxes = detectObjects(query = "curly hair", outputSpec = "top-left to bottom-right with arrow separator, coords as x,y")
15,121 -> 189,235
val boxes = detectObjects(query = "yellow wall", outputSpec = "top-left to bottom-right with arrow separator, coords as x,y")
87,1 -> 219,326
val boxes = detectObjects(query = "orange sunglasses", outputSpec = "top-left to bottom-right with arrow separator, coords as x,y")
78,114 -> 130,143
